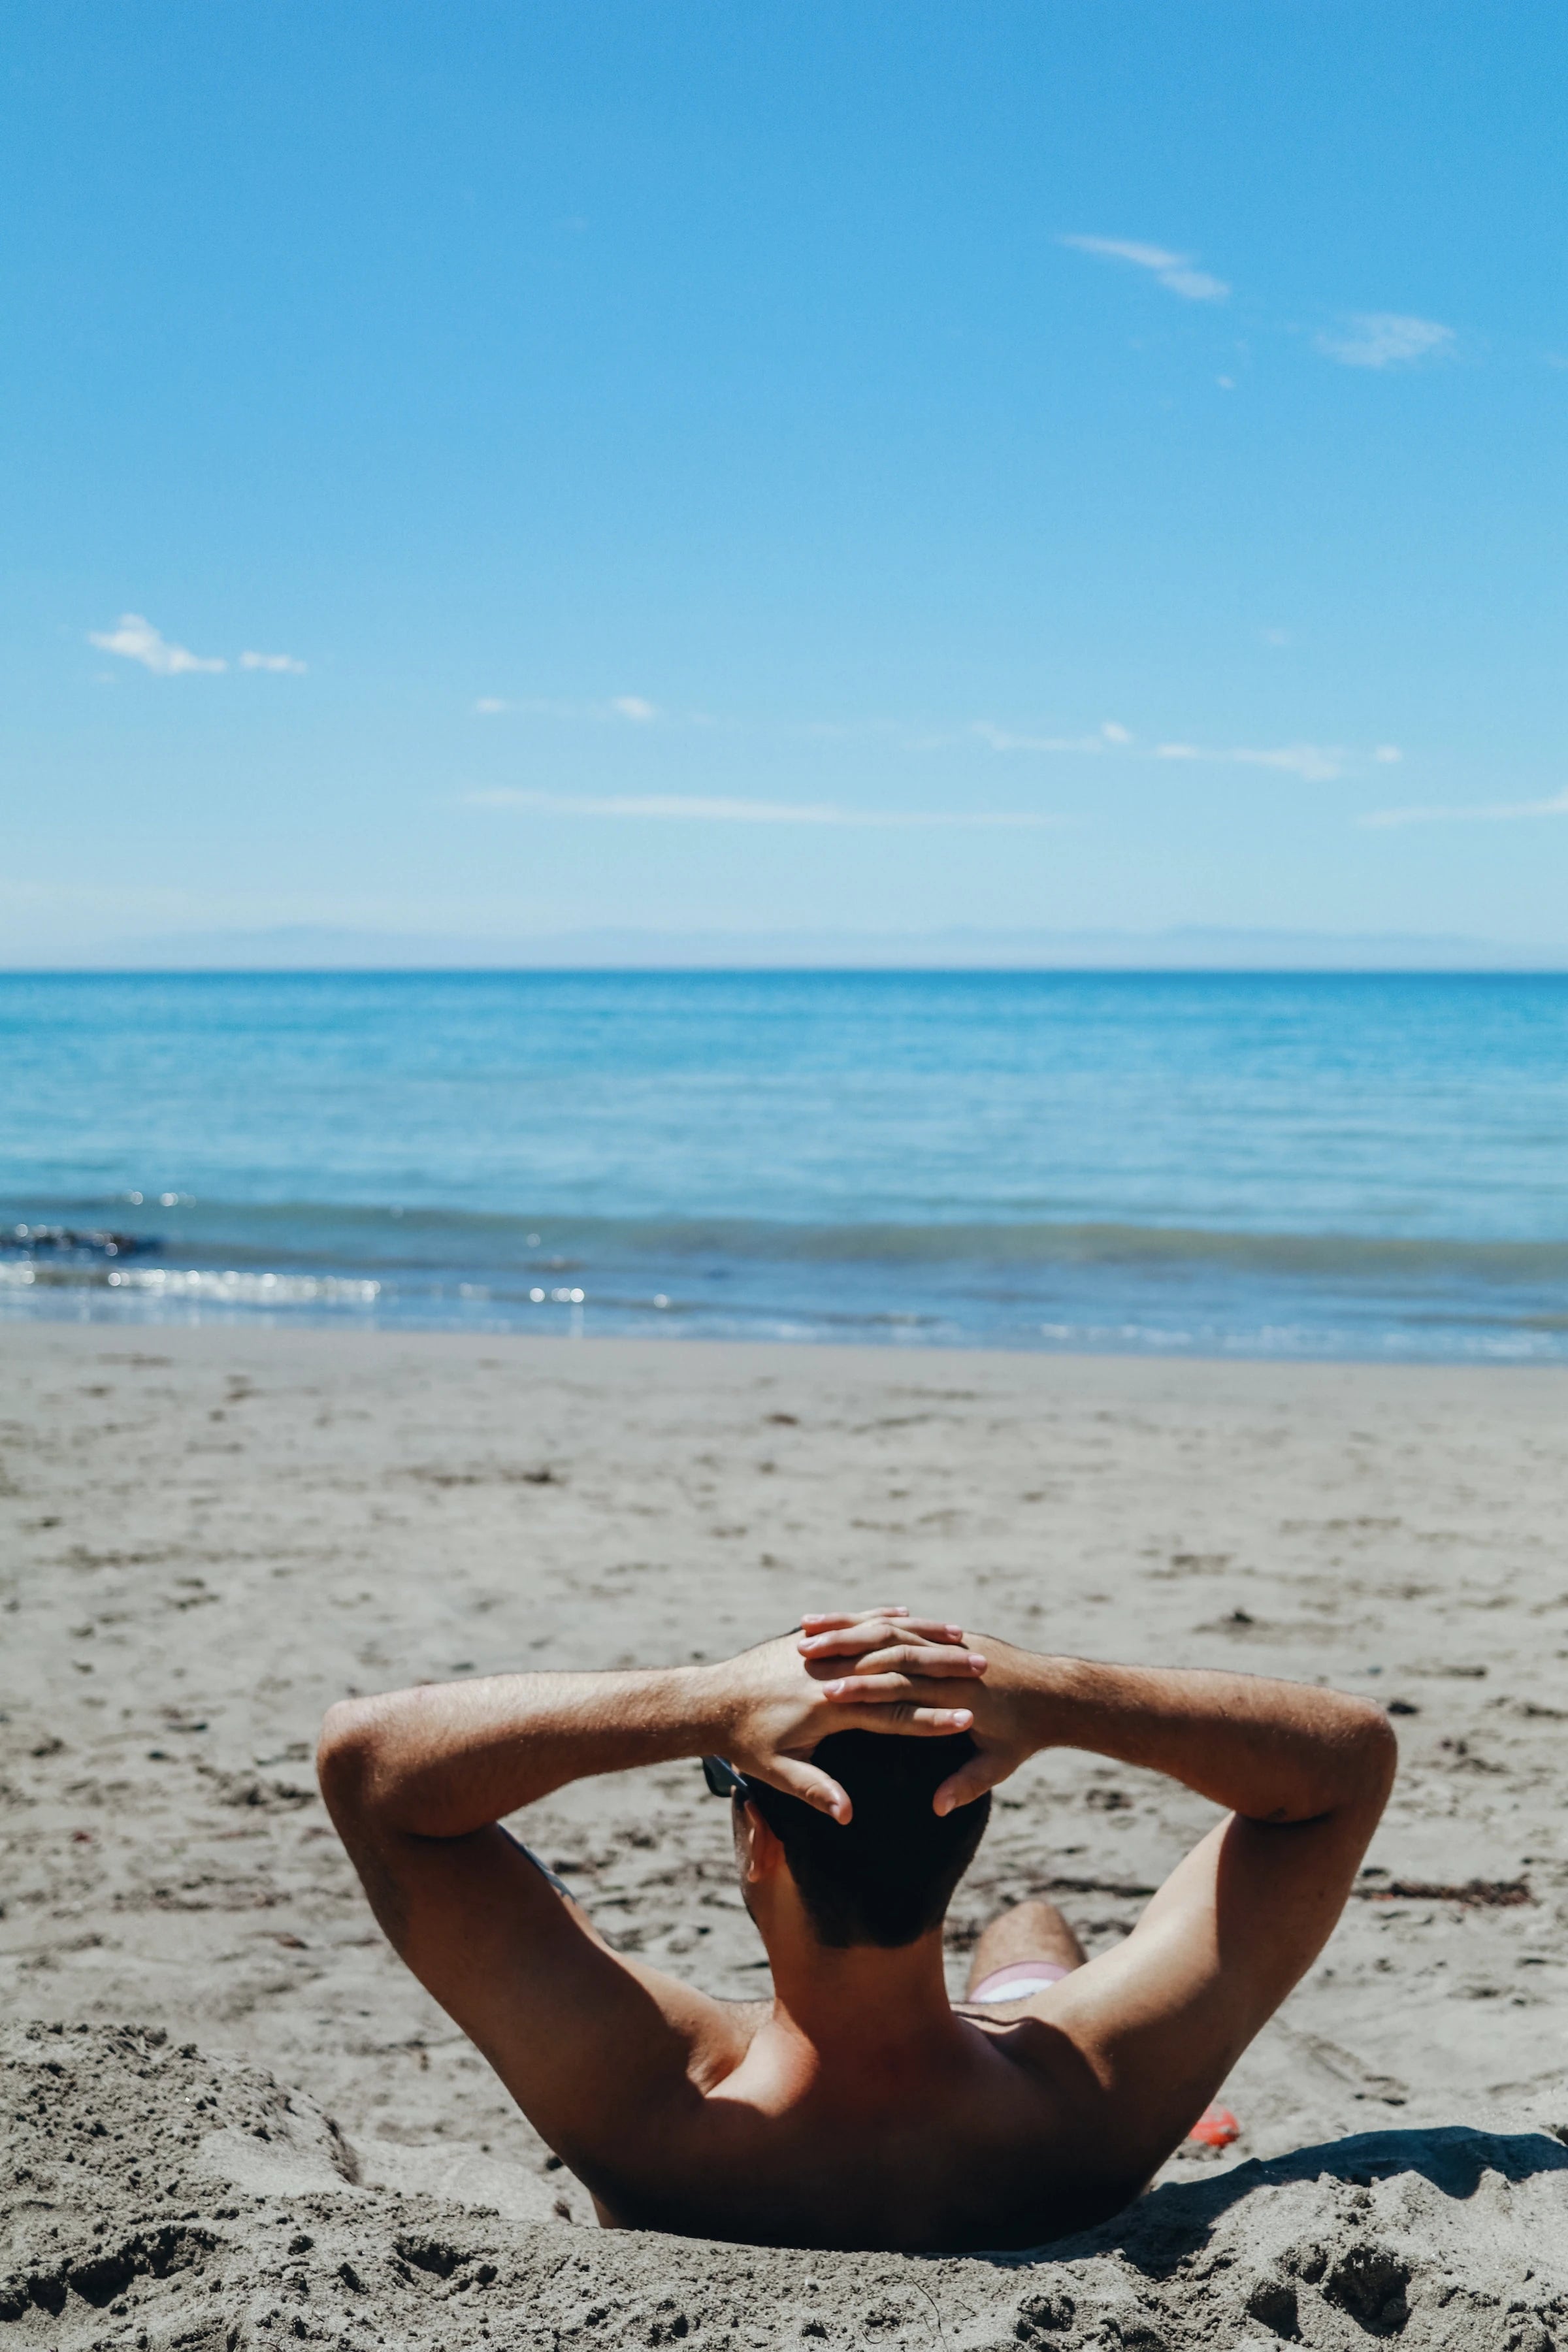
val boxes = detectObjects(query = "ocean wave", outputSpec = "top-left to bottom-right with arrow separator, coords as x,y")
682,1220 -> 1568,1278
11,1201 -> 1568,1282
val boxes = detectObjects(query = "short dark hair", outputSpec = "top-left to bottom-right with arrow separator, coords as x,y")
743,1731 -> 990,1949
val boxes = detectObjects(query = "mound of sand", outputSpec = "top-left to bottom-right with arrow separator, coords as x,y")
5,2020 -> 1567,2350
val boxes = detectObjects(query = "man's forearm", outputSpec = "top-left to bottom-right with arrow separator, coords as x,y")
318,1665 -> 723,1839
988,1641 -> 1394,1823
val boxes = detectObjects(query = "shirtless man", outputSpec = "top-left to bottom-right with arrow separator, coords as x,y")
317,1607 -> 1395,2253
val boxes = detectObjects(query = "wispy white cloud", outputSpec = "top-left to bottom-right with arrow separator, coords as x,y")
1160,267 -> 1231,303
240,649 -> 308,674
88,615 -> 306,676
1360,787 -> 1568,828
467,789 -> 1062,828
88,614 -> 226,676
1156,741 -> 1370,782
973,719 -> 1133,755
1217,743 -> 1348,783
472,693 -> 664,725
978,719 -> 1372,784
1060,234 -> 1230,304
1316,313 -> 1455,370
479,693 -> 1398,789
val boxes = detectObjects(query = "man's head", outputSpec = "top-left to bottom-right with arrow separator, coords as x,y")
737,1732 -> 990,1949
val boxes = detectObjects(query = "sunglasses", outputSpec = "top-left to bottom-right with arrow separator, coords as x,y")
700,1755 -> 753,1799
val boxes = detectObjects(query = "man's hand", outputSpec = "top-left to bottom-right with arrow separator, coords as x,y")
797,1611 -> 1022,1814
715,1609 -> 988,1821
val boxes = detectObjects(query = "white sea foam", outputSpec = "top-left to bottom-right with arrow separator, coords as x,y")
0,1263 -> 380,1306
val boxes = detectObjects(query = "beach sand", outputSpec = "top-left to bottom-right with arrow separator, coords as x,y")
3,1320 -> 1566,2345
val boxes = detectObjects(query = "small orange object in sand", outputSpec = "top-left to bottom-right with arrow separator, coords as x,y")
1186,2104 -> 1240,2148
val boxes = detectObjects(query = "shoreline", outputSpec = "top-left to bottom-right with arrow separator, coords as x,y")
7,1288 -> 1568,1368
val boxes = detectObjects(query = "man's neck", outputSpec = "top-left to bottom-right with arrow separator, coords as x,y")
759,1927 -> 971,2095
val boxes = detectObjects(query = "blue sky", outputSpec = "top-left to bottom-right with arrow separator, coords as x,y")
5,1 -> 1567,962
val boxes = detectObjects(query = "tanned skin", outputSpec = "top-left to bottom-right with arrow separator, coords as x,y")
317,1607 -> 1395,2253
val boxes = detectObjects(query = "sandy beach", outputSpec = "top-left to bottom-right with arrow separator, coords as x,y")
4,1319 -> 1567,2346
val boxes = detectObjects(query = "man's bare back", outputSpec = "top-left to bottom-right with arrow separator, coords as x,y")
318,1607 -> 1395,2253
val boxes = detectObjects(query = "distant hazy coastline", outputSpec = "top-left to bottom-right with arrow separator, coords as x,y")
9,923 -> 1568,971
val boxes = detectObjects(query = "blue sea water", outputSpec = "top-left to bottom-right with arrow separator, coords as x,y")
2,970 -> 1566,1361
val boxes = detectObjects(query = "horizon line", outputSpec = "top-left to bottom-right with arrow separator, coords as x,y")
6,961 -> 1568,980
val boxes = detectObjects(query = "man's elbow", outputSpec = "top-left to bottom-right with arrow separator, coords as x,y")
316,1697 -> 387,1821
1341,1699 -> 1399,1812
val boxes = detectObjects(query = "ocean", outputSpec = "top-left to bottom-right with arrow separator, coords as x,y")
2,970 -> 1565,1361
